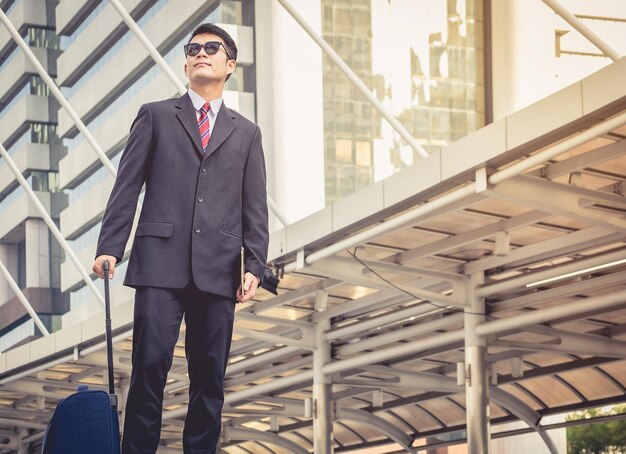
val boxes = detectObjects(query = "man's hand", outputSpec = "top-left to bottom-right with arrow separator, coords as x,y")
236,272 -> 260,303
93,255 -> 117,279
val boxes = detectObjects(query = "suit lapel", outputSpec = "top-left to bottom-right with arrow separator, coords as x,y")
174,94 -> 238,160
174,94 -> 204,158
203,105 -> 237,159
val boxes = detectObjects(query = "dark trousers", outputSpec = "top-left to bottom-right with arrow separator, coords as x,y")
121,283 -> 236,454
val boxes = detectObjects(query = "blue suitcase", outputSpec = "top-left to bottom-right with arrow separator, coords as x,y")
42,260 -> 121,454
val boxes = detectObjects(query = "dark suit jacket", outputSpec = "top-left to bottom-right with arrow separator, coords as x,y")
96,93 -> 269,298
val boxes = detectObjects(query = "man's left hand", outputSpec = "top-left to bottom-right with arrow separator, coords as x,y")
236,272 -> 260,303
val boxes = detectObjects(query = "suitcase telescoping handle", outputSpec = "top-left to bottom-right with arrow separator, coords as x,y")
102,260 -> 116,401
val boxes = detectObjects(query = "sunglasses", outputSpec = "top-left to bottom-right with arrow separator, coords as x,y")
184,41 -> 232,60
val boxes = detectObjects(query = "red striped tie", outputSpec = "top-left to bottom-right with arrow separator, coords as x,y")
198,102 -> 211,151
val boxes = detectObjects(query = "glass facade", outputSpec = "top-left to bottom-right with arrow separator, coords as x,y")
321,0 -> 485,204
322,0 -> 375,203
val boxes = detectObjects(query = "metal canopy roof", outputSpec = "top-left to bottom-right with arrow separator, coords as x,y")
2,58 -> 626,453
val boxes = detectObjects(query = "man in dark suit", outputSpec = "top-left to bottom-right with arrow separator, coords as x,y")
92,23 -> 269,454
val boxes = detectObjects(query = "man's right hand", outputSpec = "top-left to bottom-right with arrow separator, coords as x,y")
93,255 -> 117,279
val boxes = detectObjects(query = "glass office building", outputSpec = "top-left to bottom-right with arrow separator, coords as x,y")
321,0 -> 485,203
0,0 -> 67,351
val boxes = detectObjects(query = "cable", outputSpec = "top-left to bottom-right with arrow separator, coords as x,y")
346,248 -> 489,317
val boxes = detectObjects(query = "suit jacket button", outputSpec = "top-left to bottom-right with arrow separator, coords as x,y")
201,168 -> 207,173
195,227 -> 201,234
197,196 -> 204,203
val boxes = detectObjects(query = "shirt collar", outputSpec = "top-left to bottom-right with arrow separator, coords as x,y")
187,88 -> 223,115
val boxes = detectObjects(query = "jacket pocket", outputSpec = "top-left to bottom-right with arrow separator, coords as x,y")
219,228 -> 242,240
136,221 -> 173,238
219,148 -> 242,157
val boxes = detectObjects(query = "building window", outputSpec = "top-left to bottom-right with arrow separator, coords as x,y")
27,27 -> 61,50
29,171 -> 59,192
31,123 -> 58,144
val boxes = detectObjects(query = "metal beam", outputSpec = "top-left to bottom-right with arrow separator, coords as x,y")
163,370 -> 315,420
238,278 -> 342,315
471,387 -> 558,454
235,311 -> 313,330
335,313 -> 463,356
282,187 -> 485,273
464,273 -> 489,453
0,259 -> 50,336
224,426 -> 310,453
532,138 -> 626,180
350,365 -> 558,454
169,329 -> 469,420
232,326 -> 313,350
0,419 -> 45,431
489,269 -> 626,313
394,210 -> 551,265
226,357 -> 311,387
224,397 -> 305,417
464,224 -> 622,276
313,290 -> 333,453
540,0 -> 621,61
494,325 -> 626,358
476,290 -> 626,336
489,111 -> 626,185
226,346 -> 303,376
487,176 -> 626,231
360,259 -> 467,285
230,326 -> 311,358
309,256 -> 466,308
477,247 -> 626,297
274,0 -> 427,158
323,330 -> 465,376
326,302 -> 449,342
0,350 -> 76,387
313,289 -> 406,321
336,407 -> 415,453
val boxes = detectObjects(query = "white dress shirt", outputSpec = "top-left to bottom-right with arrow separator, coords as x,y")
187,88 -> 222,137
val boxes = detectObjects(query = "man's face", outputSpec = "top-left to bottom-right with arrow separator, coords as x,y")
184,33 -> 236,85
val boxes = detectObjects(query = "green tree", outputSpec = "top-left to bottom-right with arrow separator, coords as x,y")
567,405 -> 626,454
